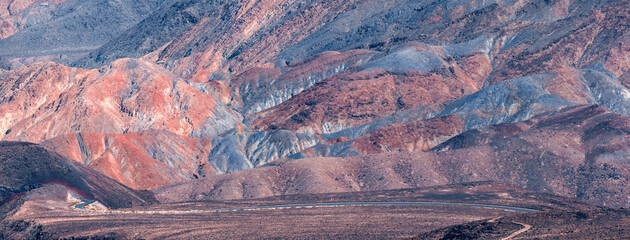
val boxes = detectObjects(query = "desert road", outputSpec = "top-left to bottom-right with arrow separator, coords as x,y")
71,199 -> 538,238
74,199 -> 538,213
205,201 -> 539,213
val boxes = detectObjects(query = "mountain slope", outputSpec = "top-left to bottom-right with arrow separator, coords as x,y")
43,131 -> 214,190
0,141 -> 156,209
0,0 -> 67,40
0,0 -> 177,66
72,0 -> 228,69
0,59 -> 240,143
0,0 -> 628,201
74,0 -> 629,86
156,105 -> 630,208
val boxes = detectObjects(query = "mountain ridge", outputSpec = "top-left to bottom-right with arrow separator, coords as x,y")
0,0 -> 629,207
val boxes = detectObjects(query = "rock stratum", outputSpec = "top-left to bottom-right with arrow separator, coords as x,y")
0,0 -> 628,211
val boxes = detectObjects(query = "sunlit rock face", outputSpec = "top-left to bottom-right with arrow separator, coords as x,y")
0,59 -> 241,143
43,131 -> 213,190
0,59 -> 241,189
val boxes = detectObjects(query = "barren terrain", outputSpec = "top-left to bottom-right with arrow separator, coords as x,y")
0,182 -> 597,239
0,0 -> 629,238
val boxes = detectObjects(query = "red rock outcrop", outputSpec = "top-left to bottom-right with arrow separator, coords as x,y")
251,67 -> 481,133
43,131 -> 214,190
0,58 -> 241,189
352,115 -> 465,154
0,59 -> 240,143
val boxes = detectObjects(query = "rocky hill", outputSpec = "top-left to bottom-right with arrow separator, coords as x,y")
0,141 -> 156,209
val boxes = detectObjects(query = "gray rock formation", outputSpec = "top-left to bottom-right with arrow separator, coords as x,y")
209,129 -> 319,173
0,0 -> 177,65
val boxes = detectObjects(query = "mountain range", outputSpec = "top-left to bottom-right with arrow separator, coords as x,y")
0,0 -> 629,238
